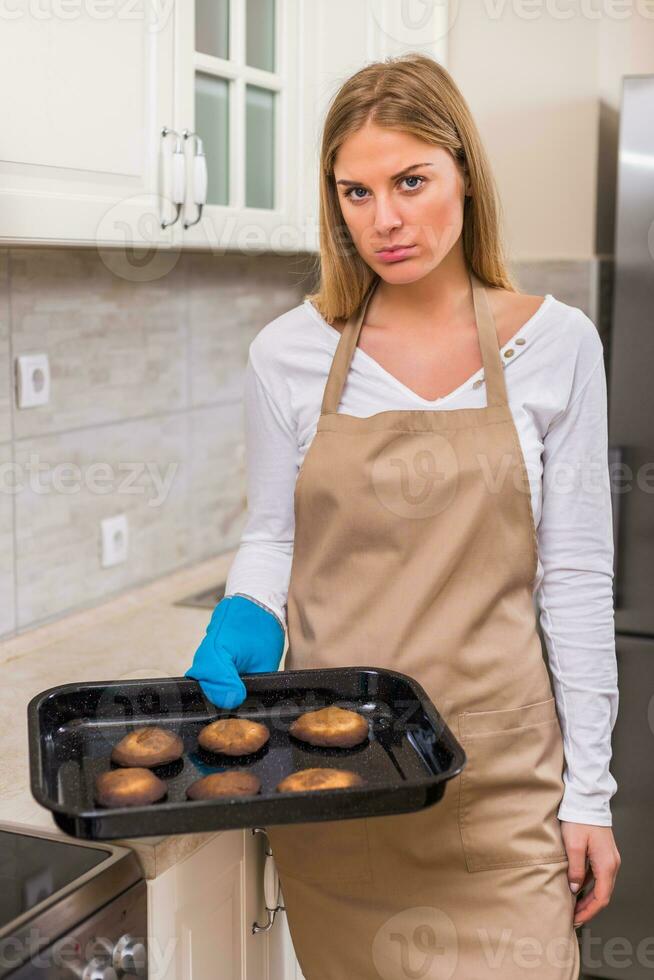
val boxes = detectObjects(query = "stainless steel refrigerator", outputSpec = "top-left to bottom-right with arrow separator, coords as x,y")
579,74 -> 654,980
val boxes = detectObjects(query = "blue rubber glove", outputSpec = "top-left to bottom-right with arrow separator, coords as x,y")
184,595 -> 285,709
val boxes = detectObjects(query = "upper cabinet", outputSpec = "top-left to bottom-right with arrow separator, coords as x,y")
173,0 -> 302,251
0,0 -> 447,252
0,1 -> 175,248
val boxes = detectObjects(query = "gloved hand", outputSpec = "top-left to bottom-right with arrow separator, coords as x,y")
184,595 -> 285,709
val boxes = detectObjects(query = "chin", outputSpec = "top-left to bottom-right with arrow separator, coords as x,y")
373,261 -> 428,285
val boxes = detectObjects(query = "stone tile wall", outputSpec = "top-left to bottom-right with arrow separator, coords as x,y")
0,247 -> 313,638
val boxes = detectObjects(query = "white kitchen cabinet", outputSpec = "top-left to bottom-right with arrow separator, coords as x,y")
171,0 -> 303,252
148,828 -> 277,980
0,0 -> 447,252
0,2 -> 177,248
268,904 -> 307,980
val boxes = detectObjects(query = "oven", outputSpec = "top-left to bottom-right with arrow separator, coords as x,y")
0,822 -> 147,979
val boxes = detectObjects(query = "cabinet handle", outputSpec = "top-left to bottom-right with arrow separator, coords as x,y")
182,130 -> 208,229
251,827 -> 285,933
160,126 -> 186,229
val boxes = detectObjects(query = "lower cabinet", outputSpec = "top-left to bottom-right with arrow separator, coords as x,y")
267,887 -> 307,980
147,829 -> 304,979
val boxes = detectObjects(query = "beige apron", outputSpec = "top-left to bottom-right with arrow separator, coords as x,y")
265,270 -> 579,980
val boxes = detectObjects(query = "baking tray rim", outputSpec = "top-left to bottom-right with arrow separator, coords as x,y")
27,666 -> 467,821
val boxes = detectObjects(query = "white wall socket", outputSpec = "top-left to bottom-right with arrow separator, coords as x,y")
16,353 -> 51,408
101,514 -> 129,568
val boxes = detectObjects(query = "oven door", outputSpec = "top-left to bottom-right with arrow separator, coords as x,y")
7,880 -> 147,979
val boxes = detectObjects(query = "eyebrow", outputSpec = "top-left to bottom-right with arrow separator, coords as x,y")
335,162 -> 435,187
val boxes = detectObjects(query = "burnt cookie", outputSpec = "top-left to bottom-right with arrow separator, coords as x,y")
289,706 -> 369,748
276,767 -> 364,793
95,767 -> 167,808
186,770 -> 262,800
198,718 -> 270,756
110,726 -> 184,768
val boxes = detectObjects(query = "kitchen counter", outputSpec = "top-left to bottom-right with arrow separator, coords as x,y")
0,550 -> 241,879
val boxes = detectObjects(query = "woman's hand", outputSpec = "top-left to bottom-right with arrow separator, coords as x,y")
185,595 -> 285,709
560,821 -> 621,928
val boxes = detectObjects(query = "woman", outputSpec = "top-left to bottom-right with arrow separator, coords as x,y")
186,52 -> 620,978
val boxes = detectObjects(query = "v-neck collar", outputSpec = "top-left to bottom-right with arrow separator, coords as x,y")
304,292 -> 554,408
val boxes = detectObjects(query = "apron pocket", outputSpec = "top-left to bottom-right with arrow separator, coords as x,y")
457,696 -> 568,873
266,816 -> 373,883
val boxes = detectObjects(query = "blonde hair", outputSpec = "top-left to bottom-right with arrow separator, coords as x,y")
305,52 -> 516,324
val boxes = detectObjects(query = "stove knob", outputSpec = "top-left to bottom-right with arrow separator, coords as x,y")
67,956 -> 118,980
76,959 -> 118,980
112,934 -> 147,976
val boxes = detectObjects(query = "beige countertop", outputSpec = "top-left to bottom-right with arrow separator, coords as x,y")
0,550 -> 240,879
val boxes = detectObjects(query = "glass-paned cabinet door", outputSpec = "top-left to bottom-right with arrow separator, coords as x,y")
195,72 -> 230,206
195,0 -> 230,59
246,0 -> 275,71
174,0 -> 300,249
246,84 -> 275,208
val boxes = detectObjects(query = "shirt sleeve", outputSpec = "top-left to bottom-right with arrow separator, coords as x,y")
535,350 -> 619,826
224,353 -> 297,632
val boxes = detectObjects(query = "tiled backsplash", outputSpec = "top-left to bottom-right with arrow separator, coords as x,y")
0,249 -> 610,640
0,247 -> 313,639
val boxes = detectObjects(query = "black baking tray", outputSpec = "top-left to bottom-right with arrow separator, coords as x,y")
27,667 -> 466,841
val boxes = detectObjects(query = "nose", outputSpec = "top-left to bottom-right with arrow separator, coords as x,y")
372,193 -> 403,235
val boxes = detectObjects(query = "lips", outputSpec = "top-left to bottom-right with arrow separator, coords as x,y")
375,245 -> 414,252
375,244 -> 417,262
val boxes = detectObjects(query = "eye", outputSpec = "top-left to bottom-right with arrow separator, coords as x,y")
342,174 -> 425,202
343,186 -> 369,202
401,175 -> 424,191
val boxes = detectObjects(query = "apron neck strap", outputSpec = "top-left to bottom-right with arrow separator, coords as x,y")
320,269 -> 508,415
470,270 -> 508,408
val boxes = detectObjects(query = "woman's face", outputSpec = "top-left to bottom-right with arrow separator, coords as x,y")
332,121 -> 470,283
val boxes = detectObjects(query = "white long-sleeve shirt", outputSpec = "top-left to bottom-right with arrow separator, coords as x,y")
225,293 -> 619,827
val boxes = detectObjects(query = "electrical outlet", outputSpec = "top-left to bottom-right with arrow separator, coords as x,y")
16,353 -> 50,408
101,514 -> 129,568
